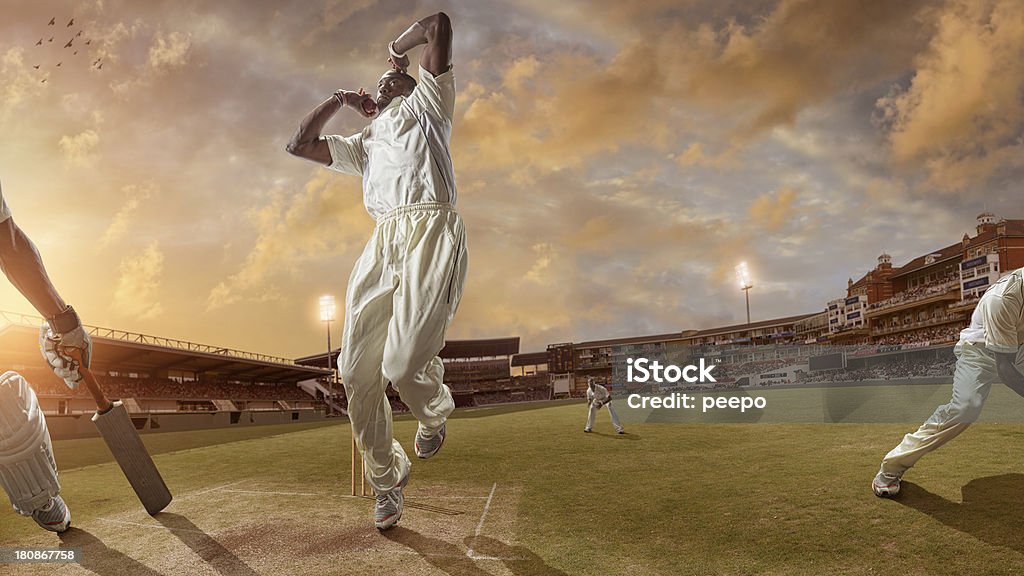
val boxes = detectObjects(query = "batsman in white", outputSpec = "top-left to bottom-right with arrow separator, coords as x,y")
873,267 -> 1024,497
0,180 -> 93,532
584,377 -> 625,434
287,12 -> 464,530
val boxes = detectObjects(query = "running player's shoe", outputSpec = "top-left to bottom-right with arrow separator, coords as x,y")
616,429 -> 625,434
414,423 -> 446,459
375,472 -> 408,530
872,472 -> 901,497
583,428 -> 592,433
32,495 -> 70,533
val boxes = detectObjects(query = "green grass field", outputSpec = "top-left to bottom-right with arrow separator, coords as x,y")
5,386 -> 1024,575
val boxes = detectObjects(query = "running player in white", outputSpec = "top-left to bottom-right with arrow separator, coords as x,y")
0,180 -> 93,532
873,267 -> 1024,497
584,377 -> 624,434
287,13 -> 464,530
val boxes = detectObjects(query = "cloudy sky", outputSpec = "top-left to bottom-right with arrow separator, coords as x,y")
0,0 -> 1021,358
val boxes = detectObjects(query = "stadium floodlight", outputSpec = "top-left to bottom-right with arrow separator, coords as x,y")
736,262 -> 753,327
319,295 -> 337,415
319,294 -> 337,322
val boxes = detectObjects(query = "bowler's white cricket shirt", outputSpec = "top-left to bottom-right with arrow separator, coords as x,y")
324,66 -> 457,221
959,267 -> 1024,353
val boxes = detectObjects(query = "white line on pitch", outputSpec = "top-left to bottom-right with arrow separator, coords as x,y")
215,487 -> 489,500
465,482 -> 497,559
220,489 -> 318,496
186,479 -> 248,499
474,483 -> 498,538
395,550 -> 523,560
406,495 -> 490,500
97,517 -> 206,534
145,478 -> 247,505
469,554 -> 518,561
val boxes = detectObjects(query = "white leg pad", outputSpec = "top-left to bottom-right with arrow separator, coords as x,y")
0,371 -> 60,515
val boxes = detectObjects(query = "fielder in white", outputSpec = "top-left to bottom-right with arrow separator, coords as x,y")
0,180 -> 94,532
873,267 -> 1024,497
584,378 -> 624,434
287,12 -> 464,530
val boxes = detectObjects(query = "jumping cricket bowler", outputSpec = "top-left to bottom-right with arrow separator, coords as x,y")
0,180 -> 93,532
584,377 -> 625,434
286,12 -> 464,530
873,267 -> 1024,497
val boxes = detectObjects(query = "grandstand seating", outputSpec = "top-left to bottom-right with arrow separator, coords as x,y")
23,367 -> 311,402
797,356 -> 956,384
867,278 -> 959,311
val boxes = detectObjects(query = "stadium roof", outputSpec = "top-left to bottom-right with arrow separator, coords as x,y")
0,313 -> 331,383
296,337 -> 521,368
546,318 -> 819,351
966,218 -> 1024,245
440,337 -> 519,358
511,351 -> 548,366
687,313 -> 819,338
573,332 -> 689,348
887,242 -> 962,279
294,350 -> 338,369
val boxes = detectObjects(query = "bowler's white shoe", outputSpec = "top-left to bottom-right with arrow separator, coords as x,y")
872,472 -> 901,497
415,423 -> 446,459
375,472 -> 408,530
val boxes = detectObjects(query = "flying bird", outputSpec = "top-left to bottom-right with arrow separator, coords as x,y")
33,65 -> 40,69
97,63 -> 103,70
73,51 -> 78,55
41,78 -> 47,84
48,18 -> 55,26
56,62 -> 62,67
67,19 -> 74,27
36,38 -> 42,46
64,39 -> 73,48
85,40 -> 91,45
76,31 -> 82,38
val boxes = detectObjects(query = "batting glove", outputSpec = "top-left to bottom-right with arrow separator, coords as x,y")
39,308 -> 92,389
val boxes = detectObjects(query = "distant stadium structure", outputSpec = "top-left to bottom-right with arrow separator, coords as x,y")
297,337 -> 551,409
3,211 -> 1017,430
0,311 -> 333,439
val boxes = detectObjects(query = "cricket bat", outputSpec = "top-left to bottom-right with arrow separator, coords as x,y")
70,350 -> 173,515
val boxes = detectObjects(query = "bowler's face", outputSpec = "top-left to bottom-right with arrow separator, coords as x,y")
376,72 -> 414,109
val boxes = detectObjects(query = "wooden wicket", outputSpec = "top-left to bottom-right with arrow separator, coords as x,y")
351,435 -> 366,496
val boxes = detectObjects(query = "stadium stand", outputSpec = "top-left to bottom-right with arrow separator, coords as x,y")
297,337 -> 551,409
797,356 -> 957,384
0,313 -> 332,418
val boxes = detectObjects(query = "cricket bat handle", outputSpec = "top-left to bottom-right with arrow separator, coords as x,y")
65,348 -> 113,413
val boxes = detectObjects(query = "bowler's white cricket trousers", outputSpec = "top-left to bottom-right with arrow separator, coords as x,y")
340,202 -> 467,493
881,341 -> 1024,476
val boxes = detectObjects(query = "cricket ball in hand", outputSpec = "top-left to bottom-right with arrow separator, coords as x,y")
362,99 -> 378,115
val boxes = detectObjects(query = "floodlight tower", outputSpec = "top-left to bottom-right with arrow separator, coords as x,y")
319,295 -> 337,414
736,262 -> 753,326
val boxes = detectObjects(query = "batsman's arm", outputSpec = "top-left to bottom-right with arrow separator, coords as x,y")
0,212 -> 67,319
286,90 -> 370,165
390,12 -> 452,77
995,352 -> 1024,398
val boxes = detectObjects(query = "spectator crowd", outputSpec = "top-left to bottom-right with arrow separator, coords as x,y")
868,277 -> 958,311
797,356 -> 957,384
27,369 -> 309,401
